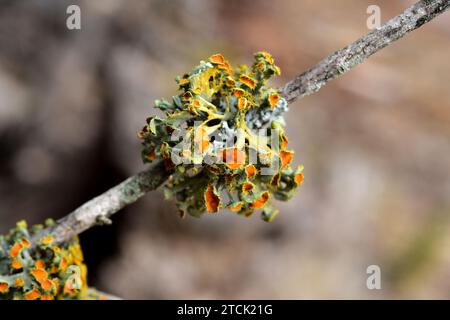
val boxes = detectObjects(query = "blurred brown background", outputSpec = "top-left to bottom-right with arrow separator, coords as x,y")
0,0 -> 449,299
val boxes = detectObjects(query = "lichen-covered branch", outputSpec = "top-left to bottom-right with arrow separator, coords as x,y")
32,161 -> 171,246
34,0 -> 449,244
279,0 -> 450,104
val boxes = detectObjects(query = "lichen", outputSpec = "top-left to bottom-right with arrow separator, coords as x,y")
0,220 -> 105,300
139,52 -> 304,221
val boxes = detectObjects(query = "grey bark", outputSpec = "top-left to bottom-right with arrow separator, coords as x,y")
35,0 -> 449,245
279,0 -> 450,103
31,160 -> 171,245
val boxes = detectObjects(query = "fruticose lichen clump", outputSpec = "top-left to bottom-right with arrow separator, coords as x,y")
0,220 -> 105,300
139,52 -> 304,221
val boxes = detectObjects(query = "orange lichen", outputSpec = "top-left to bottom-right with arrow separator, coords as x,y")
178,78 -> 190,86
50,266 -> 59,274
295,172 -> 304,185
280,133 -> 289,150
245,164 -> 257,179
9,242 -> 22,259
59,257 -> 68,271
182,91 -> 193,101
242,182 -> 254,194
233,88 -> 245,98
220,62 -> 233,75
280,150 -> 293,169
147,149 -> 156,161
271,173 -> 280,187
225,78 -> 235,87
250,191 -> 270,209
209,53 -> 225,65
21,238 -> 30,248
192,99 -> 201,108
15,278 -> 24,287
41,279 -> 53,291
30,268 -> 48,284
228,203 -> 243,212
268,92 -> 280,108
11,260 -> 22,270
204,185 -> 220,213
41,295 -> 55,300
239,75 -> 256,89
237,97 -> 247,110
24,289 -> 41,300
35,260 -> 45,269
0,283 -> 9,293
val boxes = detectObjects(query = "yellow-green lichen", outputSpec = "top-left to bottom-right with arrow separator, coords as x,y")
139,52 -> 304,221
0,220 -> 105,300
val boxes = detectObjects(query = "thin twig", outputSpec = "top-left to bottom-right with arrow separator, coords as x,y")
31,161 -> 171,245
34,0 -> 449,245
279,0 -> 450,103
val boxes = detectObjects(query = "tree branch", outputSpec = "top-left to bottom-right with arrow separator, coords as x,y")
279,0 -> 450,103
33,0 -> 449,245
31,160 -> 171,245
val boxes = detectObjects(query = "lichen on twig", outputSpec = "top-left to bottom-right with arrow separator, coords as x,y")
26,0 -> 450,251
0,220 -> 109,300
138,52 -> 304,222
1,0 -> 448,300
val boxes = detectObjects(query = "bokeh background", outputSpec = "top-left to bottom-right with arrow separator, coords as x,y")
1,0 -> 449,299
